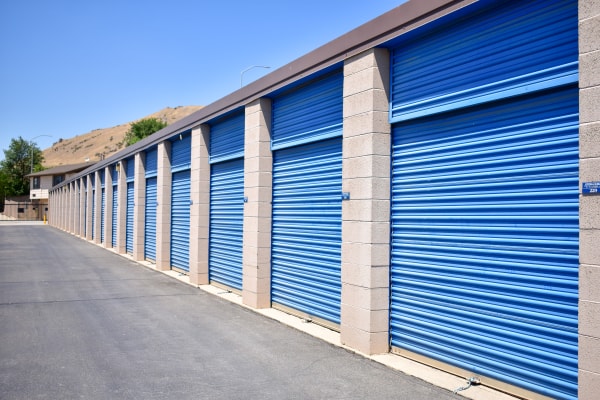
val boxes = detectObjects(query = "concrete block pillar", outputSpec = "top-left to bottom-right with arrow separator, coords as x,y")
53,190 -> 57,227
72,181 -> 79,235
79,177 -> 86,237
60,189 -> 63,228
133,152 -> 146,261
579,1 -> 600,399
69,182 -> 77,233
104,166 -> 113,248
65,186 -> 69,230
189,125 -> 210,285
56,188 -> 60,229
67,182 -> 72,232
116,160 -> 128,254
156,141 -> 172,271
340,48 -> 391,355
85,174 -> 93,241
63,184 -> 68,231
93,172 -> 102,243
59,187 -> 64,229
242,98 -> 273,309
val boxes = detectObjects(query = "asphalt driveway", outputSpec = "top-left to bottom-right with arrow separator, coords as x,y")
0,224 -> 457,400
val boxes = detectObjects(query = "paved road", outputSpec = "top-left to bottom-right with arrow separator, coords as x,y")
0,225 -> 457,400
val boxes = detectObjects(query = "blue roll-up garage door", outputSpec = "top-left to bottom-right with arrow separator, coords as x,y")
126,182 -> 134,254
145,148 -> 158,261
100,188 -> 105,243
100,171 -> 105,244
126,158 -> 135,255
111,165 -> 118,248
112,185 -> 118,247
83,180 -> 87,237
145,177 -> 157,261
170,134 -> 191,272
91,176 -> 96,240
388,1 -> 578,399
271,69 -> 343,326
209,111 -> 245,290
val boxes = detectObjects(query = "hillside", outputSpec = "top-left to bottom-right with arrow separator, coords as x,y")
42,105 -> 203,167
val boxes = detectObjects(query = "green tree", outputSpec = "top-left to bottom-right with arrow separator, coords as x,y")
0,136 -> 44,196
0,168 -> 8,211
122,117 -> 168,146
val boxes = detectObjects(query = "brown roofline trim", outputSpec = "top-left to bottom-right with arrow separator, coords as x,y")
57,0 -> 475,189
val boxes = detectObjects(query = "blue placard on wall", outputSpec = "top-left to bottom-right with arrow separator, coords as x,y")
583,182 -> 600,194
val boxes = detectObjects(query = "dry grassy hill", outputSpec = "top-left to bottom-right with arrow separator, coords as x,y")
42,105 -> 203,168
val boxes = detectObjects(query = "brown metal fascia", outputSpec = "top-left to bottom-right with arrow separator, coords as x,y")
54,0 -> 476,190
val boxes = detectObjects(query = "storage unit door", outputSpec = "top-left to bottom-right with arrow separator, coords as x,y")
170,170 -> 190,271
112,185 -> 118,247
388,2 -> 578,398
100,188 -> 105,243
390,87 -> 579,399
144,177 -> 157,261
91,190 -> 96,240
83,183 -> 87,237
209,158 -> 244,290
126,182 -> 134,254
271,137 -> 342,325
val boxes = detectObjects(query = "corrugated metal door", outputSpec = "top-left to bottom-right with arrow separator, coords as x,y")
125,158 -> 135,255
91,176 -> 96,240
145,148 -> 158,261
171,170 -> 190,271
209,111 -> 245,290
389,0 -> 578,124
126,182 -> 134,254
100,171 -> 105,244
389,2 -> 578,399
111,165 -> 118,248
170,134 -> 191,272
112,185 -> 118,247
146,147 -> 158,175
271,70 -> 343,326
100,188 -> 105,243
145,177 -> 157,261
83,180 -> 87,237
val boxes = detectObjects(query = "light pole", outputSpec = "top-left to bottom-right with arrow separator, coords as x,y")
29,134 -> 52,173
240,65 -> 270,87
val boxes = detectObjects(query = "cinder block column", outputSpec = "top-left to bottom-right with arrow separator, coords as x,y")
48,191 -> 52,226
156,141 -> 172,271
65,186 -> 69,230
189,125 -> 210,285
85,174 -> 93,241
116,161 -> 128,254
63,184 -> 68,231
70,182 -> 76,233
340,48 -> 391,355
104,166 -> 113,248
79,177 -> 86,237
72,180 -> 79,235
579,1 -> 600,399
67,182 -> 72,232
133,152 -> 146,261
93,172 -> 102,243
54,189 -> 58,228
59,188 -> 64,230
59,188 -> 65,230
242,98 -> 272,308
67,182 -> 75,233
56,189 -> 60,228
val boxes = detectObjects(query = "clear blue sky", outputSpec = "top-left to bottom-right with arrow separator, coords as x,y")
0,0 -> 405,162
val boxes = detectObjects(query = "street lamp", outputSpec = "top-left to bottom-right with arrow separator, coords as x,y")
30,134 -> 52,173
240,65 -> 270,87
